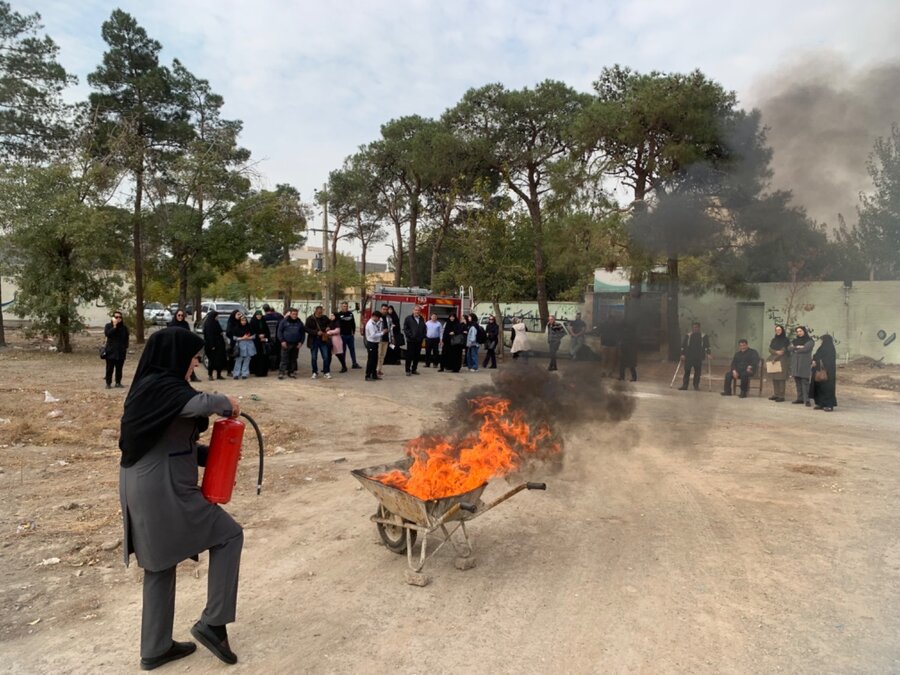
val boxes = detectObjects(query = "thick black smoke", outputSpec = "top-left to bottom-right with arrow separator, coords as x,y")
442,363 -> 636,470
752,53 -> 900,228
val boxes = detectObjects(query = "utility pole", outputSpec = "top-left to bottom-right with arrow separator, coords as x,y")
321,182 -> 330,310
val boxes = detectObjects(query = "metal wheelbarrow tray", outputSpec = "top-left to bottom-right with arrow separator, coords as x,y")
352,457 -> 546,584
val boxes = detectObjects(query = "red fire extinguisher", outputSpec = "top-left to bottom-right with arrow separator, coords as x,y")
201,413 -> 264,504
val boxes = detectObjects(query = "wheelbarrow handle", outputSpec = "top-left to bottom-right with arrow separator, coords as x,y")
526,482 -> 546,490
459,501 -> 478,513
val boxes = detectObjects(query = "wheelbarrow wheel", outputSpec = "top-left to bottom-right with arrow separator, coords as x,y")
376,507 -> 417,554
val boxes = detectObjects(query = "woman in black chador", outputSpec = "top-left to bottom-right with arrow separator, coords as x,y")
118,328 -> 243,669
202,311 -> 227,381
810,333 -> 838,412
440,313 -> 465,372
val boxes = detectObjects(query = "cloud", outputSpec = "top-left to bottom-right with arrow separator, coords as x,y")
25,0 -> 900,258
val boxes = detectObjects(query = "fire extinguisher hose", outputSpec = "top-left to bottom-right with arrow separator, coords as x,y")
239,412 -> 264,495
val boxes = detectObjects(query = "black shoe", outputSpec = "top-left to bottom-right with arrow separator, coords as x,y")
191,621 -> 237,665
677,385 -> 688,391
805,401 -> 811,407
739,392 -> 748,398
791,400 -> 804,404
438,368 -> 444,372
775,397 -> 785,402
340,368 -> 348,373
352,364 -> 361,369
720,392 -> 732,396
140,641 -> 196,671
814,405 -> 824,410
824,407 -> 833,412
278,373 -> 285,380
768,395 -> 777,400
411,370 -> 419,375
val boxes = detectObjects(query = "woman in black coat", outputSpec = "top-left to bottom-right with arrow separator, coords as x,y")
166,309 -> 191,331
103,310 -> 130,389
440,313 -> 465,373
248,310 -> 270,377
384,305 -> 403,365
810,334 -> 837,411
482,315 -> 500,369
202,311 -> 227,380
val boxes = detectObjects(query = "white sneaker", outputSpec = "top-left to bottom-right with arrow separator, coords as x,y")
311,373 -> 318,379
324,373 -> 332,379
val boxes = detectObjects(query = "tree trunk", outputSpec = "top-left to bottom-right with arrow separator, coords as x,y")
407,195 -> 419,287
430,206 -> 452,288
392,218 -> 404,286
178,258 -> 189,308
666,256 -> 680,361
525,183 -> 549,330
133,164 -> 146,343
58,306 -> 71,353
360,244 -> 368,312
0,277 -> 6,347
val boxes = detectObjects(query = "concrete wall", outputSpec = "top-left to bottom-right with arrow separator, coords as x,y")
679,281 -> 900,364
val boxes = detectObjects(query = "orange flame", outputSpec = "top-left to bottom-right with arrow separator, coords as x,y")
375,396 -> 558,500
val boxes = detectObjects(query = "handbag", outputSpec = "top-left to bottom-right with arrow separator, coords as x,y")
814,367 -> 828,383
99,346 -> 108,360
450,334 -> 466,347
767,359 -> 782,374
486,339 -> 498,351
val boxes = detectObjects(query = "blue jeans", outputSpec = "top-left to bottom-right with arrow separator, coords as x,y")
310,339 -> 330,374
341,334 -> 358,366
233,356 -> 250,377
466,346 -> 479,370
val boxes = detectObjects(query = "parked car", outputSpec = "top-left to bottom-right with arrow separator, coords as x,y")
168,302 -> 193,316
143,302 -> 172,326
193,312 -> 230,336
199,301 -> 247,319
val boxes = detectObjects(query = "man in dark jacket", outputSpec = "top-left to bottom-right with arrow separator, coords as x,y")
547,315 -> 566,371
722,339 -> 760,398
103,310 -> 130,388
403,305 -> 427,375
276,308 -> 304,379
336,301 -> 361,369
305,305 -> 331,379
678,322 -> 711,391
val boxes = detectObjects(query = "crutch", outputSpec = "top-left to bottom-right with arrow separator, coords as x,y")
669,360 -> 682,388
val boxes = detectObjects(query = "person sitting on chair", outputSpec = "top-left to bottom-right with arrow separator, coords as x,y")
722,339 -> 759,398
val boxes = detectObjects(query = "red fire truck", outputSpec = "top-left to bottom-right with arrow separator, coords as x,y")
360,286 -> 470,346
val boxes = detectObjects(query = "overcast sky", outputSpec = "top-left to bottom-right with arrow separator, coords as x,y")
24,0 -> 900,261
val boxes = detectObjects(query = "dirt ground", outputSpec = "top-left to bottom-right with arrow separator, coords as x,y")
2,329 -> 900,674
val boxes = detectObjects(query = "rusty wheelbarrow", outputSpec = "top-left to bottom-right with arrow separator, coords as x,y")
352,457 -> 546,585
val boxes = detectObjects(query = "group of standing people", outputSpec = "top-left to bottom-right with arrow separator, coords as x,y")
766,324 -> 837,411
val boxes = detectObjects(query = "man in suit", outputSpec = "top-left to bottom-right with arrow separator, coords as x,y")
403,305 -> 427,376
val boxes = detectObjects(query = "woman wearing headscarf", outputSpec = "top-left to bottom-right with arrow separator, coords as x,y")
167,309 -> 190,331
168,309 -> 200,381
202,311 -> 227,381
767,324 -> 790,402
118,328 -> 243,669
440,312 -> 464,372
248,309 -> 270,377
384,305 -> 403,365
810,334 -> 837,412
787,325 -> 815,406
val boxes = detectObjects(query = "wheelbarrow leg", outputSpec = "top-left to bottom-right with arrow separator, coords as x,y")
404,527 -> 430,586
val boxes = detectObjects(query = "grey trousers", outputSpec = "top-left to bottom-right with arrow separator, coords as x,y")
141,530 -> 243,659
794,377 -> 810,403
772,379 -> 786,398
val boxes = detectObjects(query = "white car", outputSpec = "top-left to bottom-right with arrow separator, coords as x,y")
143,302 -> 172,326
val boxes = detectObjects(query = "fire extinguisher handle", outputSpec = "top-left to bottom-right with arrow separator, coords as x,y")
525,482 -> 547,490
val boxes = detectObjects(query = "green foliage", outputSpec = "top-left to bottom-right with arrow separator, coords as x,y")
850,124 -> 900,280
0,163 -> 127,351
0,2 -> 74,161
240,184 -> 308,266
